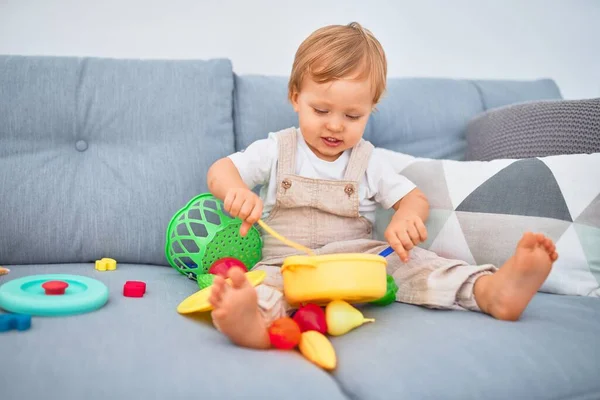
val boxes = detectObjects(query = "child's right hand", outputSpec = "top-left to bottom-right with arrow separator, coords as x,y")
223,188 -> 263,237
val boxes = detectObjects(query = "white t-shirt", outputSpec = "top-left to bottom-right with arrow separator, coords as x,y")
228,129 -> 416,224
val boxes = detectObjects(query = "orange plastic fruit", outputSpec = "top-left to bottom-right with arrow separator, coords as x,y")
268,317 -> 301,350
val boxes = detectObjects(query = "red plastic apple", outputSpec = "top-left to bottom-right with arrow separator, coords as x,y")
268,317 -> 301,350
293,303 -> 327,334
208,257 -> 246,277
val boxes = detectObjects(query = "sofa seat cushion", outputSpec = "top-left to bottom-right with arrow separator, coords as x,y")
0,263 -> 348,400
331,294 -> 600,400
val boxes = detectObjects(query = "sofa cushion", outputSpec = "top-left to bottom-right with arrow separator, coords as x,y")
363,78 -> 483,160
375,150 -> 600,297
233,75 -> 562,160
466,97 -> 600,161
471,78 -> 562,110
0,56 -> 235,266
233,74 -> 298,153
0,263 -> 348,400
332,294 -> 600,400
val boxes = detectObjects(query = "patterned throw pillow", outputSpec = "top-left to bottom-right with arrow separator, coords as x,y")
465,98 -> 600,161
374,149 -> 600,297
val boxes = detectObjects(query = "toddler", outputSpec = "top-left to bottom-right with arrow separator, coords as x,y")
206,22 -> 558,349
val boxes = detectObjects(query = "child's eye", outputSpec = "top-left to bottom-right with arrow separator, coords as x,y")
346,115 -> 361,120
313,108 -> 328,114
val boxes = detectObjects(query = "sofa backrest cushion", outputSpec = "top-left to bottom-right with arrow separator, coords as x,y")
233,75 -> 562,160
0,56 -> 235,266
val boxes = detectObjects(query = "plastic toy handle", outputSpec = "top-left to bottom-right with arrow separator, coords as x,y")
257,220 -> 315,256
281,260 -> 318,273
378,246 -> 394,258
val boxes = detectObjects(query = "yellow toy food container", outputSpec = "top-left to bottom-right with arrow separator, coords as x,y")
281,253 -> 387,306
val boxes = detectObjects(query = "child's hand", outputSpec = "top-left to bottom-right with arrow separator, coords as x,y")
384,214 -> 428,262
223,188 -> 263,237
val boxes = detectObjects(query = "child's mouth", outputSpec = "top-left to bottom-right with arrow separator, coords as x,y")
321,137 -> 343,147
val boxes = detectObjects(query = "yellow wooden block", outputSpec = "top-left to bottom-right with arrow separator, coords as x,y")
95,258 -> 117,271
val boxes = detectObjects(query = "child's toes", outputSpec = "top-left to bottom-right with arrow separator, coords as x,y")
209,281 -> 225,306
534,233 -> 547,245
209,291 -> 222,307
542,237 -> 555,253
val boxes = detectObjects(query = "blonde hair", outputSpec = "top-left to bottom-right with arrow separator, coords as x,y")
288,22 -> 387,104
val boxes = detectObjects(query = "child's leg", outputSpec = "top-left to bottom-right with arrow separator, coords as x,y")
383,232 -> 557,321
208,264 -> 289,349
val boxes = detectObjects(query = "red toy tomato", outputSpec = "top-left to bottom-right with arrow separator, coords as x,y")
293,303 -> 327,334
268,317 -> 301,350
208,257 -> 246,278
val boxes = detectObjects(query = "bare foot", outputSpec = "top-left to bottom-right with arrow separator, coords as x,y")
208,267 -> 271,349
474,232 -> 558,321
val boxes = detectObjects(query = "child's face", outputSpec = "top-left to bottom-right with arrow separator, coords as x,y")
291,75 -> 374,162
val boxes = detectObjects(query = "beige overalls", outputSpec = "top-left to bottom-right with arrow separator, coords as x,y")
246,128 -> 497,325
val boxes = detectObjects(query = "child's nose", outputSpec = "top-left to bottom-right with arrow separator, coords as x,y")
326,116 -> 343,133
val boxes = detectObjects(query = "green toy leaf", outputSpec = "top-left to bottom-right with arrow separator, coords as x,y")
197,274 -> 216,289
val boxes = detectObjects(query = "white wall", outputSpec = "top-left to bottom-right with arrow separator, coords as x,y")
1,0 -> 599,99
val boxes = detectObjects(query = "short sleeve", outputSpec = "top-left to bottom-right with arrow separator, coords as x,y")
228,136 -> 278,189
365,154 -> 417,209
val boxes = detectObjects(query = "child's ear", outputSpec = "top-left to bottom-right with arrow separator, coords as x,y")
290,91 -> 300,112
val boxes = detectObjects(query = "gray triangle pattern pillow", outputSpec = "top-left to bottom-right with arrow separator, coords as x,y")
375,149 -> 600,298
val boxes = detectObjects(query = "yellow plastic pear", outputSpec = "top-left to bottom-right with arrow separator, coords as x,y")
326,300 -> 375,336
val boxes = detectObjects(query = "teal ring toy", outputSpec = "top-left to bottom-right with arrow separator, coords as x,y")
0,274 -> 109,317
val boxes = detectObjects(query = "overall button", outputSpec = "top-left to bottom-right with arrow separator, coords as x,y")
282,179 -> 292,189
75,140 -> 88,152
344,184 -> 355,196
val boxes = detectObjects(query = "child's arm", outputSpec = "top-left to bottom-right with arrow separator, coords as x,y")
207,157 -> 249,200
207,157 -> 264,237
385,188 -> 430,262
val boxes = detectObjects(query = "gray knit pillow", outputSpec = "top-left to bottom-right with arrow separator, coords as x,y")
465,98 -> 600,161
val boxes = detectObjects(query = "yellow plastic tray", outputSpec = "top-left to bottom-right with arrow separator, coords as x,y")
281,253 -> 387,306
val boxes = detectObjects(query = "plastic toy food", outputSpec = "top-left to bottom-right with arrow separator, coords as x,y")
298,331 -> 337,370
268,317 -> 301,350
293,303 -> 327,334
326,300 -> 375,336
0,267 -> 9,276
208,258 -> 246,278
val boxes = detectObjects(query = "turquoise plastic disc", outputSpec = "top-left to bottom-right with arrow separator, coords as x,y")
0,274 -> 109,317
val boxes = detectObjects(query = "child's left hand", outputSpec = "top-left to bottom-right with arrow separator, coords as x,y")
384,213 -> 428,262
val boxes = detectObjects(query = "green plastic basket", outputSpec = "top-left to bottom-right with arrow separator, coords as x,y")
165,193 -> 263,289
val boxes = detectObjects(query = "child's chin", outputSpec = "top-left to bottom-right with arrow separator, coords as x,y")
318,148 -> 346,160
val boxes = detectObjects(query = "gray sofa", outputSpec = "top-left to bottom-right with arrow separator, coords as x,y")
1,55 -> 599,400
